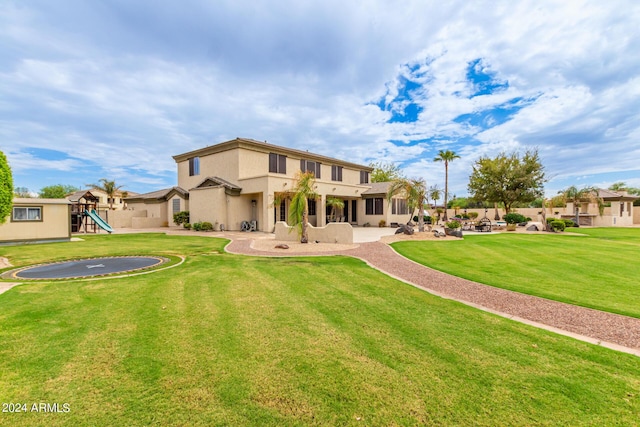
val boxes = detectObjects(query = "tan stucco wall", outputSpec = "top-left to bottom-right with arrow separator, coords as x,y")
0,199 -> 71,243
177,148 -> 240,191
238,148 -> 268,179
189,186 -> 227,228
128,202 -> 169,226
109,209 -> 148,228
132,217 -> 167,228
167,195 -> 187,227
274,221 -> 353,244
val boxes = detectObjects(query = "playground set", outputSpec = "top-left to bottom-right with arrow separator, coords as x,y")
69,191 -> 114,234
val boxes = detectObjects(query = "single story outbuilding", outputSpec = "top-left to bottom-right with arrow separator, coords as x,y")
0,198 -> 72,245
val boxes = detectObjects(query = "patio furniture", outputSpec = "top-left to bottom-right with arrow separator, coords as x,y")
475,217 -> 492,232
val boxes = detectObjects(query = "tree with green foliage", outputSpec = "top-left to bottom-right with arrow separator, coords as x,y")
608,182 -> 628,192
325,196 -> 344,222
609,182 -> 640,205
433,150 -> 460,221
468,149 -> 546,214
369,161 -> 403,183
39,184 -> 79,198
88,178 -> 124,210
558,185 -> 604,225
288,171 -> 318,243
387,178 -> 427,232
0,151 -> 12,224
14,187 -> 31,198
428,185 -> 442,207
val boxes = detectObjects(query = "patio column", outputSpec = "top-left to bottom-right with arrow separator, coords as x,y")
319,193 -> 327,226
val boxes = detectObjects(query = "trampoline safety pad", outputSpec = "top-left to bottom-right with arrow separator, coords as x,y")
3,256 -> 169,280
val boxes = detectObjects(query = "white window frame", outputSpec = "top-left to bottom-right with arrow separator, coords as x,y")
12,206 -> 43,222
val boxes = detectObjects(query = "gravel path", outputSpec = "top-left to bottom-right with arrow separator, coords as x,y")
226,238 -> 640,356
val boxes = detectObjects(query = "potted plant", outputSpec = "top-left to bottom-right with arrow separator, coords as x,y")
503,213 -> 527,231
444,220 -> 461,236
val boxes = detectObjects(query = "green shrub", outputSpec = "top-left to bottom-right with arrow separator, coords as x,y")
445,220 -> 461,229
192,222 -> 202,231
173,211 -> 190,227
468,212 -> 479,220
184,223 -> 191,230
503,213 -> 527,224
413,215 -> 432,224
201,221 -> 214,231
562,219 -> 576,228
550,220 -> 566,232
378,219 -> 387,228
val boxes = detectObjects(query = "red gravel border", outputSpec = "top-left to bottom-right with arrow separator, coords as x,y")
226,238 -> 640,356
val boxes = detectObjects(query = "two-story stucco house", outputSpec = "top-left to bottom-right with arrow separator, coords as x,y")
126,138 -> 411,231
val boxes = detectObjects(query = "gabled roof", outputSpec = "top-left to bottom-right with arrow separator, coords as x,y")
192,176 -> 242,196
361,182 -> 392,196
598,189 -> 639,201
66,190 -> 100,203
172,137 -> 374,172
125,186 -> 189,203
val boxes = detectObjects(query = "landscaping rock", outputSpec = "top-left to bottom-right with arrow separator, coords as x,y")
274,244 -> 289,249
526,224 -> 540,231
395,224 -> 414,235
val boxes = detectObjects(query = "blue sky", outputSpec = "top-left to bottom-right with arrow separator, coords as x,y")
2,0 -> 639,197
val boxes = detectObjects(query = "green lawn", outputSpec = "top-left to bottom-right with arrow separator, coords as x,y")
1,234 -> 639,426
392,227 -> 640,319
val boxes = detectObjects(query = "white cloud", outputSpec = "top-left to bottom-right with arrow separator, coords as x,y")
1,0 -> 639,194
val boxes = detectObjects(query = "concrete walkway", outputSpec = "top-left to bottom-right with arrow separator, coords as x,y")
226,237 -> 640,357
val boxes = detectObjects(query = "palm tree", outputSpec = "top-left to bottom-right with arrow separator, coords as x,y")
387,178 -> 427,232
433,150 -> 460,221
326,196 -> 344,222
89,178 -> 124,210
428,185 -> 442,208
559,185 -> 604,225
288,171 -> 318,243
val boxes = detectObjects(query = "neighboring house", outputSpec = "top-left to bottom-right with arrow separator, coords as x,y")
0,198 -> 71,245
125,137 -> 410,231
565,189 -> 638,226
67,188 -> 135,211
123,187 -> 189,228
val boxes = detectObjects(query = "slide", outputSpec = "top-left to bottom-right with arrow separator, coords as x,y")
85,209 -> 113,233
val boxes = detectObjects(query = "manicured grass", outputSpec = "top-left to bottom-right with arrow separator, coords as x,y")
1,234 -> 640,425
392,227 -> 640,318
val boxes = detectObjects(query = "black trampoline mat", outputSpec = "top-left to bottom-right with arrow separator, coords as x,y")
7,256 -> 168,279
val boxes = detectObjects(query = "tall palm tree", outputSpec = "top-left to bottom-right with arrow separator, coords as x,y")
559,185 -> 604,225
288,171 -> 318,243
433,150 -> 460,221
89,178 -> 124,210
387,178 -> 427,232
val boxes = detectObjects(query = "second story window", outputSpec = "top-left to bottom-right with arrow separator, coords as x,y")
189,157 -> 200,176
331,165 -> 343,182
269,153 -> 287,174
360,170 -> 369,184
300,159 -> 321,178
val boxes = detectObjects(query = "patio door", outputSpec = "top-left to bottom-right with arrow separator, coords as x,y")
343,200 -> 348,222
351,200 -> 357,223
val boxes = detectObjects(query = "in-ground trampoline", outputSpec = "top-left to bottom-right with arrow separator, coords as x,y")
3,256 -> 169,280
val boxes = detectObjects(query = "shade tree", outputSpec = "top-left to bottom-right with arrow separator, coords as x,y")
467,149 -> 546,214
